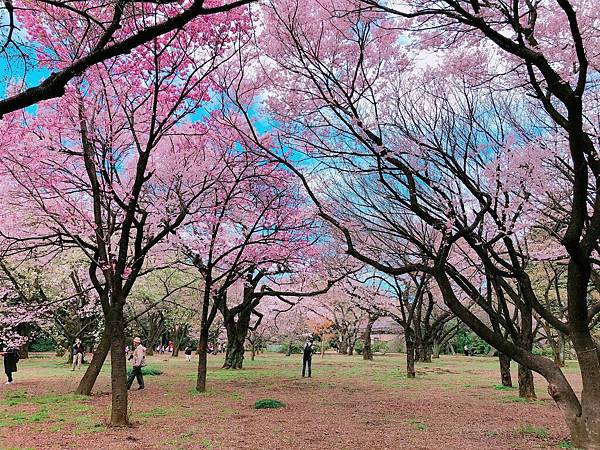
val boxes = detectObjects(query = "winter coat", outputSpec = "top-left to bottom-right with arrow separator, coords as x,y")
3,348 -> 18,373
303,342 -> 313,360
130,345 -> 146,367
72,343 -> 84,356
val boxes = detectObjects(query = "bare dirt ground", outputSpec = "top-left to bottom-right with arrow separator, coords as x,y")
0,352 -> 579,449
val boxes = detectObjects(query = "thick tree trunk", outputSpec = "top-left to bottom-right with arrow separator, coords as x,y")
223,336 -> 245,369
222,302 -> 252,369
423,343 -> 432,362
363,320 -> 374,361
498,353 -> 512,387
415,339 -> 432,362
338,333 -> 348,355
19,343 -> 29,359
348,345 -> 354,356
109,308 -> 128,427
76,328 -> 110,395
146,347 -> 154,356
172,345 -> 179,357
406,339 -> 416,378
435,269 -> 600,448
432,338 -> 441,359
250,344 -> 256,361
499,353 -> 512,387
196,330 -> 209,392
222,316 -> 249,369
571,274 -> 600,447
518,364 -> 536,399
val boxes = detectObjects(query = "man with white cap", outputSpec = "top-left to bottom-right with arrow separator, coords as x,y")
127,337 -> 146,390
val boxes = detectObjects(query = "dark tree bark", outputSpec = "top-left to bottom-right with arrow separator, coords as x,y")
196,329 -> 209,393
0,0 -> 255,118
19,342 -> 29,359
499,353 -> 512,387
76,328 -> 110,395
222,300 -> 252,369
362,317 -> 375,361
222,325 -> 247,369
518,364 -> 536,399
406,337 -> 416,378
108,307 -> 128,426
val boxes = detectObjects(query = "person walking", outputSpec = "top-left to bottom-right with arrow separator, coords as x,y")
184,346 -> 192,362
72,338 -> 84,371
302,338 -> 313,378
1,347 -> 19,384
127,337 -> 146,390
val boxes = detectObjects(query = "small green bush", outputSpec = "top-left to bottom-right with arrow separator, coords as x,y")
354,340 -> 364,354
532,346 -> 555,357
279,342 -> 303,355
29,336 -> 55,352
127,366 -> 163,376
372,341 -> 389,354
254,399 -> 284,409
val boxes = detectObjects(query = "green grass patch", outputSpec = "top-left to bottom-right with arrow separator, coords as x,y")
500,395 -> 531,403
407,419 -> 427,431
517,424 -> 548,439
199,438 -> 213,448
492,384 -> 515,391
140,407 -> 170,418
254,398 -> 284,409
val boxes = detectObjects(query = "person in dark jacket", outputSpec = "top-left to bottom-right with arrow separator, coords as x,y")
72,338 -> 84,371
1,347 -> 19,384
302,338 -> 314,378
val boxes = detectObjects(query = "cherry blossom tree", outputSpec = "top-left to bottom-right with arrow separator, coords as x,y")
0,0 -> 252,117
0,13 -> 244,423
215,1 -> 600,444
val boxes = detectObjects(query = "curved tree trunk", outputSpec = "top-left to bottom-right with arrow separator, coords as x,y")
76,328 -> 110,395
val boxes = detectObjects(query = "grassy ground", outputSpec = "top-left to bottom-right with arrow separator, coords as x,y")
0,352 -> 581,449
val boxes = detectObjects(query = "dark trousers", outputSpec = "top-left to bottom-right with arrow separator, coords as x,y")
127,366 -> 144,389
5,371 -> 12,383
302,357 -> 312,377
